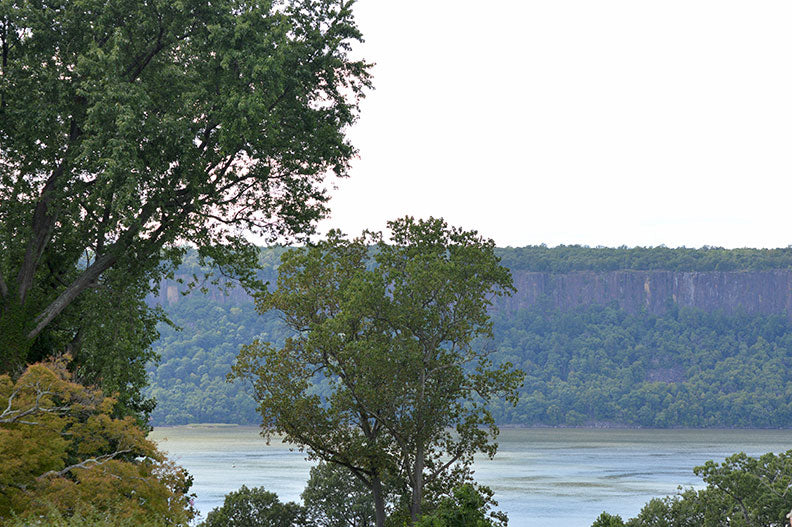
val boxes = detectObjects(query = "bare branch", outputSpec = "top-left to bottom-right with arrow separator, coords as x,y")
39,449 -> 133,479
0,383 -> 70,424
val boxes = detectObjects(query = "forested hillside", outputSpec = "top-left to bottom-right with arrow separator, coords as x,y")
146,246 -> 792,427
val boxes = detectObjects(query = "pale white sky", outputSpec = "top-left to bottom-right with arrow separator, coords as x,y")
318,0 -> 792,249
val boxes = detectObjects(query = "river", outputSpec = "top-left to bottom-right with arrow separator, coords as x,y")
149,426 -> 792,526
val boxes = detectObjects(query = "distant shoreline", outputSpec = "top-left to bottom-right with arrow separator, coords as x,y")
150,423 -> 792,431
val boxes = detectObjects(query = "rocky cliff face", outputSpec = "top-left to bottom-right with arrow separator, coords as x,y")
496,269 -> 792,317
151,269 -> 792,317
148,275 -> 254,307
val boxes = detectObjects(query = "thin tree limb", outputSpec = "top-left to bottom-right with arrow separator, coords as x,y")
0,384 -> 70,424
39,449 -> 133,479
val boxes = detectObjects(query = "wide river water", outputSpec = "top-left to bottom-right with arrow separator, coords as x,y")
150,426 -> 792,526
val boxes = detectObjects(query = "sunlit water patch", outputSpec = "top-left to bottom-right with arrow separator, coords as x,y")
150,426 -> 792,526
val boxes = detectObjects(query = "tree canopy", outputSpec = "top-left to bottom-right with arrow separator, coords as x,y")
0,356 -> 195,525
0,0 -> 370,379
232,217 -> 522,526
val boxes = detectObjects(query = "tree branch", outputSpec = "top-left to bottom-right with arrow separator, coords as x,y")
27,252 -> 118,340
0,383 -> 70,424
39,449 -> 133,479
16,164 -> 65,305
425,449 -> 464,485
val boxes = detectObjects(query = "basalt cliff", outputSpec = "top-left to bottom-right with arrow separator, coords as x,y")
150,268 -> 792,318
496,269 -> 792,317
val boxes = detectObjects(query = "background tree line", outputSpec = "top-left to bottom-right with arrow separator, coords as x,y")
495,245 -> 792,272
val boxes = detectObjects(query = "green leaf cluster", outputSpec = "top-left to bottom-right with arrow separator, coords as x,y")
413,485 -> 507,527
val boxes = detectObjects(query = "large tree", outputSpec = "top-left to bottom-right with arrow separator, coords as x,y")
0,0 -> 370,371
371,217 -> 523,523
232,217 -> 523,526
233,233 -> 398,527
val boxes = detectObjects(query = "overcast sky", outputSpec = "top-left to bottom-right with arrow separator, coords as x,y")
316,1 -> 792,249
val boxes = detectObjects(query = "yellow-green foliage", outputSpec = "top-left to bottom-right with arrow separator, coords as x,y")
0,357 -> 195,525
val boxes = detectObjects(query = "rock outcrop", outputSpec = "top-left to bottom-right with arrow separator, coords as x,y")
496,269 -> 792,317
150,269 -> 792,318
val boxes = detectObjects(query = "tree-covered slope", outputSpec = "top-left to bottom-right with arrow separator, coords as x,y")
145,293 -> 287,425
488,303 -> 792,427
146,246 -> 792,427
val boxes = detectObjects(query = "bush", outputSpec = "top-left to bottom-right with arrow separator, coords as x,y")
200,486 -> 305,527
414,485 -> 507,527
593,450 -> 792,527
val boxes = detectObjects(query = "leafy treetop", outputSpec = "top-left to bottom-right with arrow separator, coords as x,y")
0,0 -> 371,370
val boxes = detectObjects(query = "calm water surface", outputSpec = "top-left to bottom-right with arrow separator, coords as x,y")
150,426 -> 792,526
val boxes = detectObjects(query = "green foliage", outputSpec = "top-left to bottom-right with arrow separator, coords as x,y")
5,505 -> 180,527
200,486 -> 305,527
413,485 -> 507,527
146,246 -> 792,429
0,0 -> 370,419
595,451 -> 792,527
145,293 -> 283,425
0,357 -> 195,525
591,512 -> 626,527
491,304 -> 792,427
302,462 -> 384,527
147,296 -> 792,429
231,218 -> 523,526
496,245 -> 792,272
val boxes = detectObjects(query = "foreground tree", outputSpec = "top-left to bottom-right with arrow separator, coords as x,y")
200,486 -> 305,527
0,356 -> 195,524
302,462 -> 393,527
593,450 -> 792,527
0,0 -> 371,371
233,217 -> 522,526
233,233 -> 398,526
372,218 -> 523,522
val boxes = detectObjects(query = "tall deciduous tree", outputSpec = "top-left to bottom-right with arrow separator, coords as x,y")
0,0 -> 370,370
233,233 -> 397,527
372,218 -> 522,523
232,217 -> 523,526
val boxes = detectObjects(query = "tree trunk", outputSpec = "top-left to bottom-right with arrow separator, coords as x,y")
371,475 -> 387,527
410,440 -> 425,524
0,299 -> 33,373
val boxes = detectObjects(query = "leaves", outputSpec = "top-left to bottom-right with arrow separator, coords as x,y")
596,451 -> 792,527
0,356 -> 195,525
0,0 -> 371,370
233,217 -> 522,525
